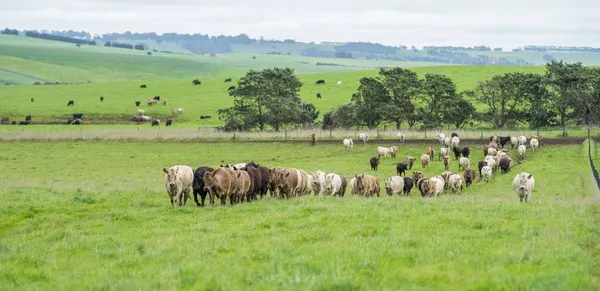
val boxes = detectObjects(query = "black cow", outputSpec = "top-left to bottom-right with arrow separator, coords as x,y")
370,157 -> 380,171
451,132 -> 459,138
396,162 -> 408,177
11,121 -> 16,125
200,115 -> 212,119
478,161 -> 487,178
135,101 -> 141,107
165,119 -> 172,126
499,158 -> 510,174
72,113 -> 83,119
316,93 -> 322,98
19,121 -> 29,125
403,177 -> 414,195
153,96 -> 160,101
461,147 -> 470,158
67,100 -> 74,106
224,78 -> 232,82
140,84 -> 147,88
30,97 -> 34,102
241,166 -> 261,202
499,136 -> 511,148
192,79 -> 201,85
246,162 -> 270,199
192,166 -> 214,207
68,118 -> 81,125
452,146 -> 461,160
25,115 -> 31,122
227,86 -> 235,91
316,79 -> 325,85
100,96 -> 104,102
151,120 -> 159,126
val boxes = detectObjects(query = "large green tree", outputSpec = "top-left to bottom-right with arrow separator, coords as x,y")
350,77 -> 391,128
378,68 -> 421,129
419,73 -> 457,129
545,60 -> 589,135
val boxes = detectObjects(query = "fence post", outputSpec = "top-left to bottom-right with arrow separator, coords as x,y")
285,130 -> 287,140
424,129 -> 427,139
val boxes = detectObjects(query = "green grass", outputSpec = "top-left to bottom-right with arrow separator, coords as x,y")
0,140 -> 598,290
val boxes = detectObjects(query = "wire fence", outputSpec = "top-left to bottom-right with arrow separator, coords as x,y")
588,129 -> 600,191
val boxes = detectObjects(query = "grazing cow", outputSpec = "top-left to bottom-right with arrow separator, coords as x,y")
518,136 -> 527,145
426,147 -> 434,160
420,154 -> 430,168
412,172 -> 424,183
147,100 -> 157,106
228,86 -> 235,91
459,157 -> 470,171
316,93 -> 322,98
518,145 -> 526,160
354,174 -> 379,197
443,155 -> 452,170
448,174 -> 464,194
241,166 -> 261,201
481,166 -> 492,183
358,133 -> 369,144
100,96 -> 104,102
140,84 -> 147,88
316,79 -> 325,84
67,100 -> 74,106
224,78 -> 232,82
234,170 -> 251,203
405,156 -> 415,170
336,80 -> 342,86
311,171 -> 327,195
153,96 -> 160,101
324,173 -> 344,196
439,147 -> 448,161
370,157 -> 380,171
385,176 -> 405,196
192,166 -> 214,207
513,172 -> 535,202
530,138 -> 539,152
72,113 -> 83,119
192,79 -> 201,85
161,119 -> 171,127
377,146 -> 391,158
499,157 -> 511,174
343,138 -> 354,150
310,133 -> 317,145
452,146 -> 461,160
397,132 -> 406,143
499,136 -> 511,148
451,136 -> 460,148
25,115 -> 31,122
135,101 -> 141,107
30,97 -> 34,102
131,115 -> 143,122
461,147 -> 470,158
396,162 -> 408,177
137,109 -> 146,115
203,167 -> 238,206
151,119 -> 160,126
477,161 -> 487,178
1,117 -> 8,124
403,177 -> 414,195
162,165 -> 194,206
464,168 -> 476,187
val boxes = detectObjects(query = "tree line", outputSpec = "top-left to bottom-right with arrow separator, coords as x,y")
218,61 -> 600,134
22,30 -> 96,45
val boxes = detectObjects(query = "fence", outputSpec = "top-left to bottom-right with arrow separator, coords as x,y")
588,129 -> 600,191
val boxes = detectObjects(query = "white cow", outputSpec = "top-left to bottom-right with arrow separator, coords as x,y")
430,176 -> 445,197
443,137 -> 451,148
140,115 -> 152,121
487,147 -> 497,156
530,138 -> 539,152
481,166 -> 493,183
436,132 -> 446,143
439,147 -> 448,160
510,136 -> 519,148
448,174 -> 464,194
459,157 -> 470,171
384,176 -> 405,196
162,165 -> 194,206
311,171 -> 327,196
324,173 -> 343,196
397,132 -> 406,143
513,172 -> 535,202
377,146 -> 392,158
358,133 -> 369,144
518,145 -> 526,160
177,108 -> 183,114
518,136 -> 527,146
336,80 -> 342,86
232,163 -> 247,169
137,109 -> 146,115
451,136 -> 460,148
343,138 -> 354,150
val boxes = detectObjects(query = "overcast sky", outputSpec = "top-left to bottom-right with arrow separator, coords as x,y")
1,0 -> 599,49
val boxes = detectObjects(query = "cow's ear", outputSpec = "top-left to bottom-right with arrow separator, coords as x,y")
162,168 -> 168,173
527,174 -> 532,179
233,167 -> 238,170
237,172 -> 241,178
285,173 -> 290,178
220,164 -> 224,167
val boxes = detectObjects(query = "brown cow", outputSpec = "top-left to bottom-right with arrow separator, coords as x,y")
241,166 -> 260,201
355,174 -> 379,197
443,155 -> 452,170
370,157 -> 380,171
427,147 -> 434,159
268,166 -> 282,197
464,168 -> 476,187
412,171 -> 424,184
420,154 -> 430,168
203,167 -> 237,206
277,168 -> 299,199
336,176 -> 348,197
234,170 -> 251,203
405,156 -> 415,170
311,133 -> 317,145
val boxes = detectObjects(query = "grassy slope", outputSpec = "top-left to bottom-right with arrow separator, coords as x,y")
0,66 -> 545,125
0,141 -> 598,290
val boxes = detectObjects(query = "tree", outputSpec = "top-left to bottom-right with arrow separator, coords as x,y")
322,103 -> 358,129
350,77 -> 391,128
419,74 -> 457,129
378,68 -> 421,129
572,68 -> 600,126
443,93 -> 477,129
545,60 -> 589,136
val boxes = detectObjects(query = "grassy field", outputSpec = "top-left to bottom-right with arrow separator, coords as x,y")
0,140 -> 598,290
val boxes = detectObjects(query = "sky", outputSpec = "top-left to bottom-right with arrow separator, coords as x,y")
1,0 -> 599,49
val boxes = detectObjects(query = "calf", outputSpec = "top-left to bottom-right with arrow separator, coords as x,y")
67,100 -> 74,106
140,84 -> 147,88
135,101 -> 141,107
420,154 -> 430,168
461,147 -> 470,158
443,155 -> 452,170
192,166 -> 214,207
370,157 -> 380,171
151,119 -> 160,126
513,172 -> 535,202
405,156 -> 415,170
403,177 -> 414,195
448,174 -> 464,194
203,167 -> 237,206
464,168 -> 476,187
396,162 -> 408,177
163,165 -> 194,206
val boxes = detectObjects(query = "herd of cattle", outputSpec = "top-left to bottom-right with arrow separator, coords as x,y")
162,132 -> 540,207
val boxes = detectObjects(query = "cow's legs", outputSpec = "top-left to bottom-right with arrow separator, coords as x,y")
200,192 -> 207,207
193,189 -> 201,206
209,190 -> 216,206
229,194 -> 235,206
183,189 -> 190,205
220,194 -> 227,206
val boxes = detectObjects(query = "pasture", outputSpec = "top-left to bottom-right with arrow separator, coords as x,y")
0,139 -> 598,290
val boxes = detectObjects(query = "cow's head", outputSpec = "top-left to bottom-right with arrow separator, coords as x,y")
355,174 -> 365,192
312,171 -> 321,185
324,175 -> 334,192
518,174 -> 533,195
163,167 -> 179,189
202,172 -> 214,192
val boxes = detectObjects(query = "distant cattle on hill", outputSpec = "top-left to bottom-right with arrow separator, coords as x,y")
100,96 -> 104,102
67,100 -> 74,106
140,84 -> 147,88
316,79 -> 325,85
227,86 -> 235,91
316,93 -> 322,98
135,101 -> 141,107
192,79 -> 201,85
224,78 -> 232,82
